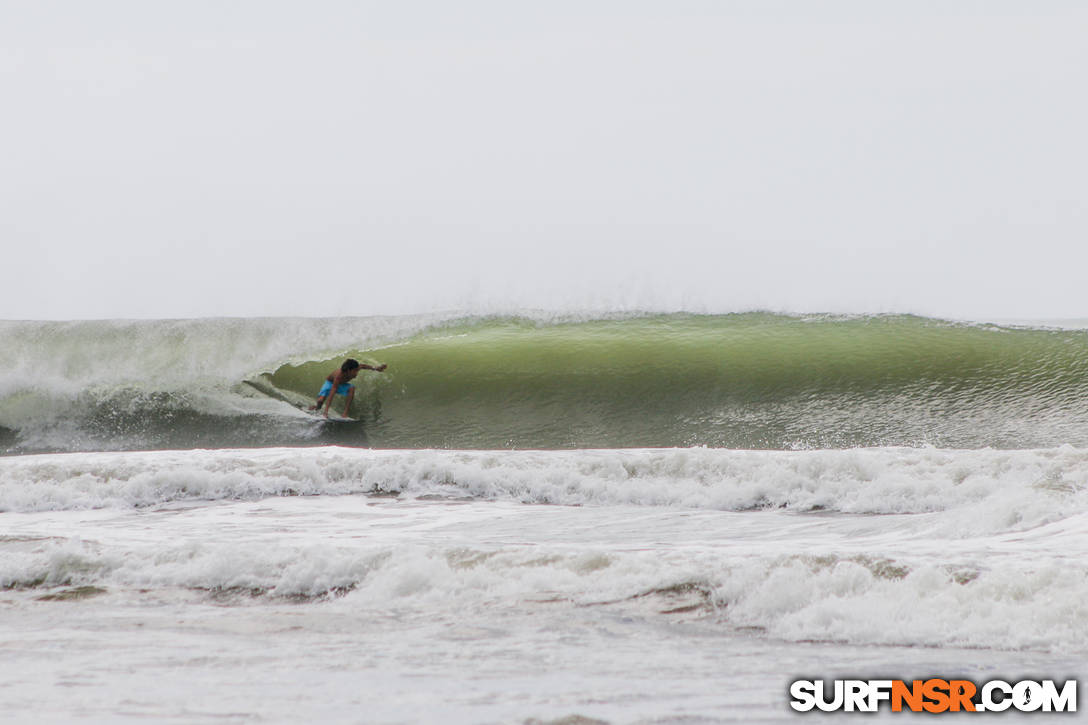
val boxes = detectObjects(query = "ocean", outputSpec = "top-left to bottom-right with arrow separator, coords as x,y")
1,312 -> 1085,723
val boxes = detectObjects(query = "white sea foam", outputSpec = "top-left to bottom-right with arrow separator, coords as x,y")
3,444 -> 1084,725
2,446 -> 1087,537
3,527 -> 1085,653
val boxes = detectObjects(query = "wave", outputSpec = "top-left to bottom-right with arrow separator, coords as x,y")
3,446 -> 1086,535
4,445 -> 1086,651
7,538 -> 1086,651
3,507 -> 1085,652
3,312 -> 1088,452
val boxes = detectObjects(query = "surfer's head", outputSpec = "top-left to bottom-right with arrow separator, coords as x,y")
341,359 -> 360,373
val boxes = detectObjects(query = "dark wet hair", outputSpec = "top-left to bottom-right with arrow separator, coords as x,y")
341,359 -> 360,372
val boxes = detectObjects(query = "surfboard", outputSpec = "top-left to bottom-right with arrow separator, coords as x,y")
298,406 -> 359,423
311,413 -> 359,423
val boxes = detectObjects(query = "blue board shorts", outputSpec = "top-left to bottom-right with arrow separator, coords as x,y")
318,381 -> 354,398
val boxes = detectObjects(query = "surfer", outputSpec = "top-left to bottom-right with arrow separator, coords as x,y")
310,358 -> 387,418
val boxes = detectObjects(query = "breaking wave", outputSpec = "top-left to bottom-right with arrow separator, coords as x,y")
3,312 -> 1088,453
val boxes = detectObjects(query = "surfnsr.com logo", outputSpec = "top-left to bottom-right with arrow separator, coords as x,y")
790,679 -> 1077,713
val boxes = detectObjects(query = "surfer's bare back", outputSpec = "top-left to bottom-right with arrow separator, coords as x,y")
310,358 -> 388,418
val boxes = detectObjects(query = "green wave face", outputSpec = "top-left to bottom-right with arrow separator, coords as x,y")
265,314 -> 1088,449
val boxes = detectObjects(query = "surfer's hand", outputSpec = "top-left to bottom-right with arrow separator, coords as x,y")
377,364 -> 387,372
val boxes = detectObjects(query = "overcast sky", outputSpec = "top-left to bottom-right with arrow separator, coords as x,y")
1,1 -> 1085,320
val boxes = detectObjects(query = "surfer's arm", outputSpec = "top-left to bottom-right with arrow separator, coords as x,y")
361,363 -> 388,372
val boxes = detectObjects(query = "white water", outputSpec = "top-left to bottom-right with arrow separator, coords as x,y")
1,447 -> 1085,722
0,311 -> 632,398
4,445 -> 1087,528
